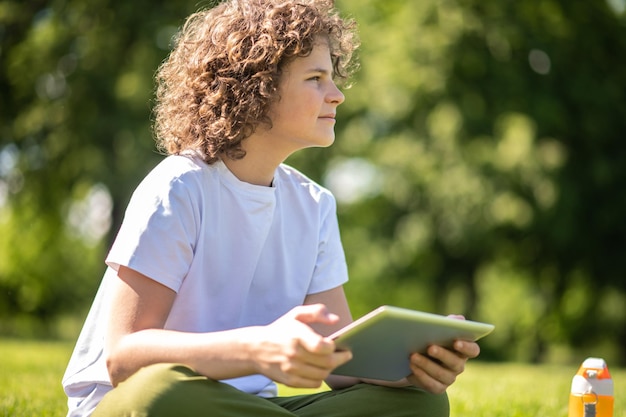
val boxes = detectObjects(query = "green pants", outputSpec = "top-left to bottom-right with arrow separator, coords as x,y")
93,363 -> 449,417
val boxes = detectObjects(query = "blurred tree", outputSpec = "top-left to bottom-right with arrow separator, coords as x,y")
444,0 -> 626,363
1,0 -> 626,365
297,0 -> 626,364
0,0 -> 200,335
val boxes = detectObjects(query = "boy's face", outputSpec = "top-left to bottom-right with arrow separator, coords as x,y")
265,40 -> 345,153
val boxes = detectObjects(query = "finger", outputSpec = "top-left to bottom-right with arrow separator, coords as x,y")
295,327 -> 336,355
280,350 -> 352,387
425,345 -> 466,374
290,304 -> 340,326
410,351 -> 458,385
287,305 -> 340,354
453,340 -> 480,359
277,361 -> 329,389
295,348 -> 353,372
280,372 -> 327,389
306,349 -> 352,370
406,361 -> 449,394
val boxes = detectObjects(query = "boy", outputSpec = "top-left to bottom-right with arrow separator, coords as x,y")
62,0 -> 479,416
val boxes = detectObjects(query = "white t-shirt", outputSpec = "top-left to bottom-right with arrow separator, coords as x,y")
62,154 -> 349,417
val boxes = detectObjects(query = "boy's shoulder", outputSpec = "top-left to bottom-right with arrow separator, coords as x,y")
277,163 -> 319,187
145,154 -> 212,183
136,154 -> 212,196
155,153 -> 205,173
277,163 -> 335,202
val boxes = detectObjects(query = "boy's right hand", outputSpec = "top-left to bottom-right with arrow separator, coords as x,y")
250,304 -> 352,388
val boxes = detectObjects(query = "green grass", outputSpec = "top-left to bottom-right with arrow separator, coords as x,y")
282,362 -> 625,417
448,362 -> 623,417
0,339 -> 72,417
1,338 -> 623,417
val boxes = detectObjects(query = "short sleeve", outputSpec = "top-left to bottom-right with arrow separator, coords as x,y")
307,192 -> 349,294
105,162 -> 201,292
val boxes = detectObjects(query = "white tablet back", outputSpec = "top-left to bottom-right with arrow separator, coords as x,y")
331,306 -> 494,381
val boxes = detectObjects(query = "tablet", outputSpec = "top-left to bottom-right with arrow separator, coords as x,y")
330,305 -> 494,381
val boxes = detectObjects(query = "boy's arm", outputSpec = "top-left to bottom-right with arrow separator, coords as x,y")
105,266 -> 352,387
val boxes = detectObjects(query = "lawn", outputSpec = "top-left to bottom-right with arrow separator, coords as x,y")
1,338 -> 623,417
0,339 -> 71,417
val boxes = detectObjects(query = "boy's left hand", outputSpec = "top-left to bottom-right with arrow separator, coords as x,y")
407,339 -> 480,394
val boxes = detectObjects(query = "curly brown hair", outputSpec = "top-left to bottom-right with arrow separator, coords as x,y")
153,0 -> 359,164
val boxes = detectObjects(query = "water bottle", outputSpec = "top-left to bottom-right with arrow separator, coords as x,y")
568,357 -> 614,417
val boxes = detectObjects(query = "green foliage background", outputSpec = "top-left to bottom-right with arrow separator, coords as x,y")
1,0 -> 625,364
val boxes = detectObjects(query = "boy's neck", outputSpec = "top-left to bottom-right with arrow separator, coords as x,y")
221,155 -> 276,187
222,135 -> 289,186
221,131 -> 300,187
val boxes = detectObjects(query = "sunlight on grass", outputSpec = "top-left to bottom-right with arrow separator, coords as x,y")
0,339 -> 72,417
449,362 -> 573,417
282,362 -> 625,417
1,339 -> 623,417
